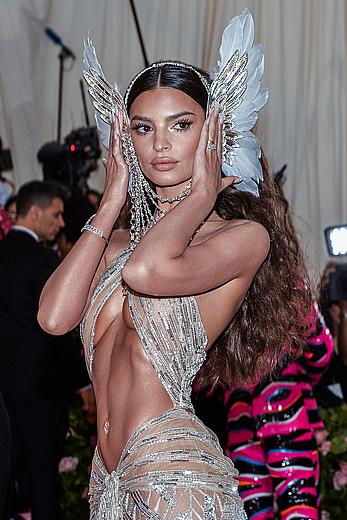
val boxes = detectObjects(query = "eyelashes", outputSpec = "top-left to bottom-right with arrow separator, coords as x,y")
174,119 -> 193,132
131,123 -> 151,134
131,119 -> 194,135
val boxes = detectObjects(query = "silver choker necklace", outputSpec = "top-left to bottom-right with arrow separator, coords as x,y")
129,171 -> 193,244
148,179 -> 192,204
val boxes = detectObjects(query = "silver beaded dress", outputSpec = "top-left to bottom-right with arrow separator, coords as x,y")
80,247 -> 247,520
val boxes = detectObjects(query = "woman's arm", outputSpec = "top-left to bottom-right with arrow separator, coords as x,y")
38,113 -> 129,334
122,197 -> 269,296
122,109 -> 270,296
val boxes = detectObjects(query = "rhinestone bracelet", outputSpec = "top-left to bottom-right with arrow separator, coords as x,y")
81,214 -> 109,246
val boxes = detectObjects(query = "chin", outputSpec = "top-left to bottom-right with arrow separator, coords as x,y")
144,168 -> 191,188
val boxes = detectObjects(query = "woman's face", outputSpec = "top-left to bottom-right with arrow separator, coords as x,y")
129,87 -> 205,188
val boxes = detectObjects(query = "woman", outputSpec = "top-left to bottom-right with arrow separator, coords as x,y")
38,10 -> 310,519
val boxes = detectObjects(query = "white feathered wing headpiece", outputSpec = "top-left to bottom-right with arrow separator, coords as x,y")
208,9 -> 269,196
82,9 -> 268,197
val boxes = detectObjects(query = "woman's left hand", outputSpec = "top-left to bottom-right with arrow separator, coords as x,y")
191,104 -> 239,204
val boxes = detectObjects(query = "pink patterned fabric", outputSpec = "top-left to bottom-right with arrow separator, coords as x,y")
225,303 -> 334,519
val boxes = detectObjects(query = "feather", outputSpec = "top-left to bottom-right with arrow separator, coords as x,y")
83,36 -> 105,78
218,10 -> 254,70
210,9 -> 268,197
83,37 -> 128,150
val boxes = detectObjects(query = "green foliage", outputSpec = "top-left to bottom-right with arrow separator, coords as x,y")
60,398 -> 94,519
319,404 -> 347,520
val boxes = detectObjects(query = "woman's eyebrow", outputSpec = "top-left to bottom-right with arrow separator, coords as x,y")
130,111 -> 196,124
131,115 -> 152,123
166,111 -> 196,122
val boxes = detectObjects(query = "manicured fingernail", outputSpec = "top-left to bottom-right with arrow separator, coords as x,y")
213,102 -> 220,115
219,112 -> 224,124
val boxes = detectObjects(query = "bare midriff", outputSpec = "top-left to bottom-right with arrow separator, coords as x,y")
91,288 -> 173,474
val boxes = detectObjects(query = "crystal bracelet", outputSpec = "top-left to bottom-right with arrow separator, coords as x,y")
81,214 -> 109,246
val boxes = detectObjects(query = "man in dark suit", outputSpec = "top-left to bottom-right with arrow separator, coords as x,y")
0,181 -> 93,520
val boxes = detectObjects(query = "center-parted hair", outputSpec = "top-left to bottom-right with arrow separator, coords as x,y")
126,64 -> 311,387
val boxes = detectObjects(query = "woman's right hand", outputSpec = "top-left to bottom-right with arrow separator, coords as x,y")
191,105 -> 238,206
100,109 -> 130,211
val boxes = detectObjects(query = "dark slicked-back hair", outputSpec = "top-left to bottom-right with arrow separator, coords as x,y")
16,180 -> 67,218
125,62 -> 209,113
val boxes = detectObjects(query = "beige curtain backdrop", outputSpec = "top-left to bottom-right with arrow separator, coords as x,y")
0,0 -> 346,275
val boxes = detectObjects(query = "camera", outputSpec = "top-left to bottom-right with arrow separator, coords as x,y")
63,126 -> 100,161
0,137 -> 13,174
37,126 -> 101,191
324,225 -> 347,301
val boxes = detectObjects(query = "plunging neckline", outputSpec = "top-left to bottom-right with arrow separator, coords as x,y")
80,244 -> 208,413
84,246 -> 208,363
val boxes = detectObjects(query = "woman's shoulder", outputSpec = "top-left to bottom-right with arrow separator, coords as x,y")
224,218 -> 270,258
224,217 -> 267,232
190,216 -> 269,278
205,215 -> 269,245
205,217 -> 270,272
223,217 -> 268,237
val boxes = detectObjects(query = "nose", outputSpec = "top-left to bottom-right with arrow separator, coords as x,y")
59,215 -> 65,228
153,129 -> 171,152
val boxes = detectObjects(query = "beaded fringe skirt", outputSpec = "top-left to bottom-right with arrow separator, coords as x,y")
89,407 -> 247,519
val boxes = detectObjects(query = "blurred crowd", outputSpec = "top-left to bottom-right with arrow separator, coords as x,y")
0,181 -> 102,520
0,179 -> 346,520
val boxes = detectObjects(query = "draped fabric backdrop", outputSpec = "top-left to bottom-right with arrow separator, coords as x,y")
0,0 -> 346,277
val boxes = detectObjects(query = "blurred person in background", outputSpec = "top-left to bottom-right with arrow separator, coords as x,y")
314,263 -> 347,407
0,205 -> 12,239
0,180 -> 94,520
0,390 -> 11,520
56,190 -> 95,258
224,303 -> 333,520
86,188 -> 102,211
4,195 -> 17,224
0,204 -> 12,520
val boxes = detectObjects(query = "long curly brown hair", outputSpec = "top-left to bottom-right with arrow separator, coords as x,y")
197,153 -> 312,388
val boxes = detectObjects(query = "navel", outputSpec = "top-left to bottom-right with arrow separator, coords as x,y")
103,418 -> 110,433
